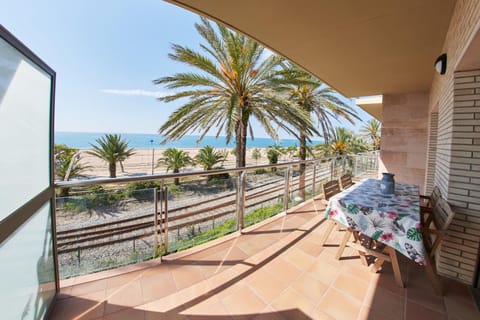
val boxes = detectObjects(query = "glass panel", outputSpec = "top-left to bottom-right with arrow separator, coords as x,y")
0,37 -> 52,219
166,173 -> 237,253
0,202 -> 56,320
244,167 -> 286,228
56,184 -> 156,279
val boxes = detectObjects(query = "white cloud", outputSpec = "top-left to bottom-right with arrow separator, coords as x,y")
100,89 -> 170,98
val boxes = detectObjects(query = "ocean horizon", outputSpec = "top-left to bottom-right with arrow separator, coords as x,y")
55,132 -> 322,149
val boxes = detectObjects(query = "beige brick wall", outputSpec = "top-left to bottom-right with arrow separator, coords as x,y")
379,93 -> 429,191
428,0 -> 480,284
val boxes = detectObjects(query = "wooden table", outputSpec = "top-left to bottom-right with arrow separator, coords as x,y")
325,179 -> 442,293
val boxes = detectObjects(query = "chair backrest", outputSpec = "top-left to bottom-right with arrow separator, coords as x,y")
340,173 -> 353,189
323,180 -> 341,200
432,198 -> 455,231
430,186 -> 441,207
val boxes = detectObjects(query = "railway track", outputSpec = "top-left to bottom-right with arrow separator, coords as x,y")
56,165 -> 334,254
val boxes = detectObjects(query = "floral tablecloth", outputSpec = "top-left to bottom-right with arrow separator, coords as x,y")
325,178 -> 426,264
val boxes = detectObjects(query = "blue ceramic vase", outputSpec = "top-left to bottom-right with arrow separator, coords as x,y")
380,173 -> 395,194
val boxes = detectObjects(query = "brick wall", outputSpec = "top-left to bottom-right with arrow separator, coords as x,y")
437,71 -> 480,283
428,0 -> 480,284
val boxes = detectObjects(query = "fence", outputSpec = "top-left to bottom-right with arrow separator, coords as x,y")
55,153 -> 379,279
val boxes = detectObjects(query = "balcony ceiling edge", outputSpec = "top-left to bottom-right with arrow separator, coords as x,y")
164,0 -> 455,98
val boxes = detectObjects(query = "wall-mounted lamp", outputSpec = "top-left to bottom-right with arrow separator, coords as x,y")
434,53 -> 447,75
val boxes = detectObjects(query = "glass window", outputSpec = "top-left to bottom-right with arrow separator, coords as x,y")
0,202 -> 56,320
0,37 -> 52,220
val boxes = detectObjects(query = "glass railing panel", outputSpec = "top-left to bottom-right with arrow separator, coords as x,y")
243,167 -> 286,228
0,202 -> 55,320
165,173 -> 237,254
55,185 -> 156,279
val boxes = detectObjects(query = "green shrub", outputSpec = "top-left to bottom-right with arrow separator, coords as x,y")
127,181 -> 162,200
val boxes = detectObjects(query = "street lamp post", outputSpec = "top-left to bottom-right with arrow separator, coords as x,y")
150,139 -> 155,175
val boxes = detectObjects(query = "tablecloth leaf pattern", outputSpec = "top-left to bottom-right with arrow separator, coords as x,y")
325,179 -> 426,265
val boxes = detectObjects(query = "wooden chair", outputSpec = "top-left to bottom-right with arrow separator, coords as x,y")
420,186 -> 441,227
323,180 -> 341,201
421,197 -> 456,295
335,229 -> 405,288
423,197 -> 455,259
319,180 -> 342,246
340,173 -> 354,189
420,186 -> 441,211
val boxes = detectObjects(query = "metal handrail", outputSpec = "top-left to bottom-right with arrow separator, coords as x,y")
55,156 -> 340,188
54,152 -> 379,276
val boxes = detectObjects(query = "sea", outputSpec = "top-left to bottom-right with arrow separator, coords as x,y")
54,132 -> 319,149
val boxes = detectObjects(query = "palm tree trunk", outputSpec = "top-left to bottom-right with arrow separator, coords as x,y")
173,168 -> 180,185
235,119 -> 248,168
299,131 -> 307,201
109,162 -> 116,178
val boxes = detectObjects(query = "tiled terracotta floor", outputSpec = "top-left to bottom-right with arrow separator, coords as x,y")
51,199 -> 480,320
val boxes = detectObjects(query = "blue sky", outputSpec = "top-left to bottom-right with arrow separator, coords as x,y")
1,0 -> 372,138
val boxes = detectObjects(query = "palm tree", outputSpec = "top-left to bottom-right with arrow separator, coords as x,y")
274,63 -> 360,199
54,144 -> 89,196
251,148 -> 262,164
153,18 -> 317,168
195,145 -> 226,170
362,118 -> 381,150
87,134 -> 135,178
157,148 -> 193,185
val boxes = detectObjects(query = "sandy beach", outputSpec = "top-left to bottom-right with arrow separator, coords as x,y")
77,147 -> 293,178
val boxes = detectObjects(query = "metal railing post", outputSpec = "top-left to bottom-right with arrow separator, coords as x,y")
163,187 -> 169,254
284,166 -> 291,213
154,187 -> 159,258
236,171 -> 246,231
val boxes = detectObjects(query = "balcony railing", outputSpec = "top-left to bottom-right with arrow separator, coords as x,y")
54,153 -> 379,279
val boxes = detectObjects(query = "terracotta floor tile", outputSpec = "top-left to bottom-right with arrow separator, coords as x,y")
264,257 -> 303,285
332,272 -> 369,302
281,247 -> 317,271
341,264 -> 376,283
103,307 -> 146,320
291,273 -> 329,304
369,271 -> 406,297
306,259 -> 341,285
177,280 -> 213,306
406,278 -> 446,312
182,295 -> 231,318
105,279 -> 144,315
170,265 -> 206,290
140,270 -> 177,303
105,271 -> 143,290
444,289 -> 480,320
356,305 -> 400,320
50,290 -> 106,320
246,268 -> 291,303
364,286 -> 404,320
140,291 -> 186,315
317,287 -> 362,320
251,306 -> 286,320
296,238 -> 325,257
70,279 -> 107,297
405,300 -> 447,320
221,285 -> 267,316
270,287 -> 317,318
